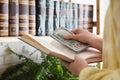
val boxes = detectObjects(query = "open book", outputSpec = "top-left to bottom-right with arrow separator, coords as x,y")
19,34 -> 102,63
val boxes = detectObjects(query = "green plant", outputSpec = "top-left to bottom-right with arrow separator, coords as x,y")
0,46 -> 78,80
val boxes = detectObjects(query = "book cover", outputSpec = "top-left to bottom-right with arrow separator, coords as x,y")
29,0 -> 36,35
19,0 -> 29,36
9,0 -> 19,36
36,0 -> 46,36
0,0 -> 9,36
19,34 -> 102,63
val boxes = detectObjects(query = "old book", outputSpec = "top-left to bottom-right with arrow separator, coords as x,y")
36,0 -> 46,36
83,5 -> 93,32
77,4 -> 83,28
53,1 -> 60,30
19,34 -> 102,63
68,2 -> 73,29
9,0 -> 19,36
45,0 -> 54,36
59,1 -> 66,29
19,0 -> 29,36
0,0 -> 9,36
72,3 -> 78,29
29,0 -> 36,35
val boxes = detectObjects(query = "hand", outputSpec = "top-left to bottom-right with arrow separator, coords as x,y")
61,56 -> 88,75
64,28 -> 103,51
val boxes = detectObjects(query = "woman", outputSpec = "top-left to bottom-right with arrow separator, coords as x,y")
62,0 -> 120,80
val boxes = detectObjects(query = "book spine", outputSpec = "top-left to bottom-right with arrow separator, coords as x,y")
53,1 -> 60,30
45,0 -> 54,36
69,2 -> 73,30
19,0 -> 29,36
59,1 -> 65,28
83,5 -> 93,32
72,3 -> 78,29
64,2 -> 68,29
87,5 -> 94,32
29,0 -> 36,35
36,0 -> 46,36
77,4 -> 84,28
0,0 -> 9,36
9,0 -> 19,36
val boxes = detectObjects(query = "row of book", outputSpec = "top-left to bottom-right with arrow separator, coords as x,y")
0,0 -> 93,37
36,0 -> 94,36
0,0 -> 36,36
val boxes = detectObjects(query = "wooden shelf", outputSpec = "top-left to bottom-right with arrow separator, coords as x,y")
0,37 -> 20,42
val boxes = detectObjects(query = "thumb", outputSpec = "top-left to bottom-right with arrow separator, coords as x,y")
74,56 -> 81,61
64,34 -> 77,40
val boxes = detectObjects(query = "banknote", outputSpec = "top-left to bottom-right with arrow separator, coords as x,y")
50,27 -> 88,52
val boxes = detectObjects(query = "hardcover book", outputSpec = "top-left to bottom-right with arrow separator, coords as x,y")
36,0 -> 46,36
53,1 -> 60,30
83,5 -> 93,32
19,34 -> 102,63
45,0 -> 54,36
0,0 -> 9,36
9,0 -> 19,36
19,0 -> 29,36
29,0 -> 36,35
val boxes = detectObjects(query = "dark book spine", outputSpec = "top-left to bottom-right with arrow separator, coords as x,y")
29,0 -> 36,35
36,0 -> 46,36
45,0 -> 54,36
83,5 -> 93,32
53,1 -> 60,30
9,0 -> 19,36
0,0 -> 9,36
19,0 -> 29,36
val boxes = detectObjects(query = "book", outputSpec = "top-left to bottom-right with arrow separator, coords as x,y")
72,3 -> 78,29
59,1 -> 66,29
19,34 -> 102,63
53,1 -> 60,30
36,0 -> 46,36
83,5 -> 93,32
9,0 -> 19,36
45,0 -> 54,36
0,0 -> 9,36
19,0 -> 29,36
29,0 -> 36,35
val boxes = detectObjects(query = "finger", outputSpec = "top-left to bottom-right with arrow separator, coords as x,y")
74,55 -> 82,62
71,28 -> 83,34
60,60 -> 70,68
64,34 -> 78,40
74,55 -> 87,64
71,29 -> 79,34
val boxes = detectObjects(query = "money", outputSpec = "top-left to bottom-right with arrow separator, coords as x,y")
50,27 -> 88,52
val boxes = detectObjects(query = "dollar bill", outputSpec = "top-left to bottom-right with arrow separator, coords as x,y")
50,27 -> 88,52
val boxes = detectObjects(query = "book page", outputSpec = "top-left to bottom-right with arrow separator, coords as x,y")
36,37 -> 101,61
20,35 -> 101,63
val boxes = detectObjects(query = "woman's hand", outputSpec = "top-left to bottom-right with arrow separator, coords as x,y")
64,28 -> 103,51
61,56 -> 88,76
